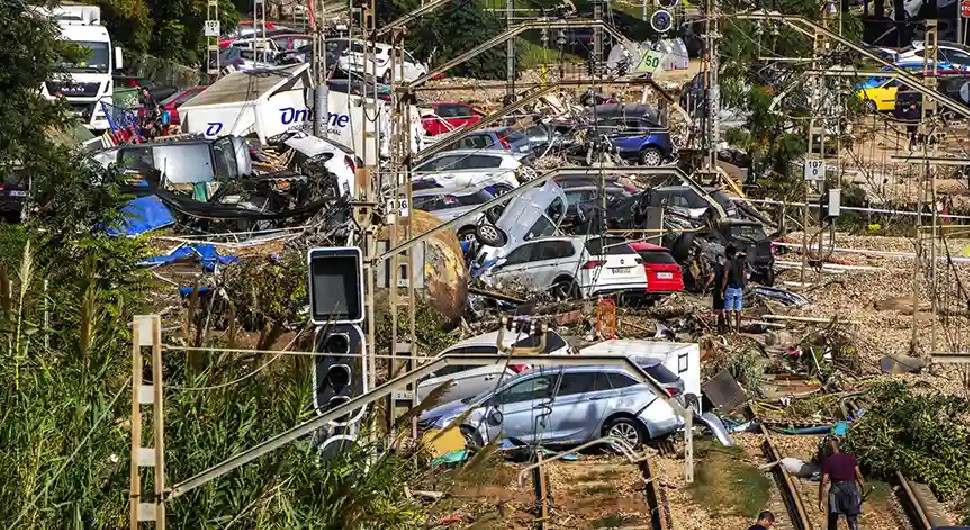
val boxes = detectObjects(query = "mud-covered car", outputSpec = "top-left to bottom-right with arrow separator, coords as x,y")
667,219 -> 776,290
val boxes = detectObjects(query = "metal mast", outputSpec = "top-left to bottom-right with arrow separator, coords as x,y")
700,0 -> 719,183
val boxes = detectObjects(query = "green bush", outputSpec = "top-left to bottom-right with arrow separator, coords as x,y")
843,380 -> 970,499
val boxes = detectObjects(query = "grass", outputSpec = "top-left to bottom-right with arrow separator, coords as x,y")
518,38 -> 584,69
688,443 -> 772,518
866,480 -> 893,504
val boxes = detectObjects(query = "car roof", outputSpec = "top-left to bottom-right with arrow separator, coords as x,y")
426,149 -> 514,158
444,330 -> 563,351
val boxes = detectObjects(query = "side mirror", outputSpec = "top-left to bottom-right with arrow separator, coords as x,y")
114,47 -> 124,71
485,409 -> 504,426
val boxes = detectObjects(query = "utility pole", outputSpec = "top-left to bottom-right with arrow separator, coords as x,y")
914,21 -> 939,355
593,0 -> 604,87
505,0 -> 515,103
800,10 -> 825,288
313,0 -> 329,137
700,0 -> 719,185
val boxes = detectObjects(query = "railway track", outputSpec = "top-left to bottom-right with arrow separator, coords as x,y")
641,456 -> 673,530
757,422 -> 945,530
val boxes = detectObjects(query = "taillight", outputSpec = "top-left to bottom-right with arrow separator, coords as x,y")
509,364 -> 529,374
498,135 -> 511,149
344,155 -> 355,173
665,387 -> 680,397
582,260 -> 606,269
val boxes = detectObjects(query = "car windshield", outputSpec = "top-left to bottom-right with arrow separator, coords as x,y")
711,191 -> 735,211
729,224 -> 767,242
61,41 -> 110,73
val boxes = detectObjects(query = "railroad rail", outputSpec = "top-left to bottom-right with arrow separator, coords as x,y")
641,456 -> 672,530
758,420 -> 948,530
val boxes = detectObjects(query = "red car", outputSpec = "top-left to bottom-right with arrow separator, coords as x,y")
421,101 -> 483,136
629,241 -> 685,294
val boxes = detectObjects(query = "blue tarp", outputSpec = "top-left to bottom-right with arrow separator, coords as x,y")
141,243 -> 238,272
106,196 -> 175,236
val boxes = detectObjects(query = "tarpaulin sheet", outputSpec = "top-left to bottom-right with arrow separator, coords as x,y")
106,196 -> 175,236
141,243 -> 238,272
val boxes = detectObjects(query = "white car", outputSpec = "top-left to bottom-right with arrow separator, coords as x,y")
473,180 -> 568,262
282,133 -> 360,199
412,150 -> 525,195
480,235 -> 649,300
230,37 -> 282,54
338,40 -> 428,83
415,329 -> 572,404
412,186 -> 496,241
896,41 -> 970,68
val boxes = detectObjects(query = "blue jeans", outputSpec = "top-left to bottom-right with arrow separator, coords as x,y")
724,287 -> 744,311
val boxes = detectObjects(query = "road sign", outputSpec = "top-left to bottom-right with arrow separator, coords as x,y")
962,0 -> 970,18
204,20 -> 220,37
803,159 -> 825,181
636,50 -> 665,73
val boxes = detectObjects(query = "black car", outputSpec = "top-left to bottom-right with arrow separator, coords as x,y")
666,219 -> 776,289
646,186 -> 738,219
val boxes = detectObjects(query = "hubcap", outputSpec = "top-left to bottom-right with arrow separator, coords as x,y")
609,422 -> 639,445
479,225 -> 499,242
644,151 -> 661,165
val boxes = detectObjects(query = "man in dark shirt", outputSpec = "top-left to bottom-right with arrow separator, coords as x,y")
746,511 -> 774,530
720,245 -> 749,333
819,437 -> 864,530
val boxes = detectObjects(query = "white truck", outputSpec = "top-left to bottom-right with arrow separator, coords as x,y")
39,4 -> 124,131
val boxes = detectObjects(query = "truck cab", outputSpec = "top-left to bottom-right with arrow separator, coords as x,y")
39,5 -> 123,131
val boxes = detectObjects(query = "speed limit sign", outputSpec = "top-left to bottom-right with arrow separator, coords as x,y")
803,159 -> 824,181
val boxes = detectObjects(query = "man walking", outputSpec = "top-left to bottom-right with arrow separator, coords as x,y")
819,437 -> 865,530
747,511 -> 775,530
720,245 -> 748,333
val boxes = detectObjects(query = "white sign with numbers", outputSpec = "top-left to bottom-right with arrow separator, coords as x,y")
204,20 -> 220,37
399,199 -> 409,217
803,159 -> 824,181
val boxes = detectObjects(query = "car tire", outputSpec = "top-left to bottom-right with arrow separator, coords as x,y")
671,233 -> 694,262
763,266 -> 776,287
864,99 -> 877,113
485,205 -> 505,224
475,223 -> 507,247
460,425 -> 484,449
639,147 -> 663,166
550,277 -> 579,300
604,416 -> 647,449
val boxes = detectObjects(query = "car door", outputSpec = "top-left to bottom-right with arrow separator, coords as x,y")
547,370 -> 611,442
531,240 -> 578,289
877,79 -> 901,110
481,369 -> 560,443
486,242 -> 539,288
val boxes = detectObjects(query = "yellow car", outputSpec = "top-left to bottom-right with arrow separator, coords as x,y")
856,78 -> 902,112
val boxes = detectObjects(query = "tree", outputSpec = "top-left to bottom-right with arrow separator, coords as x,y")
377,0 -> 513,79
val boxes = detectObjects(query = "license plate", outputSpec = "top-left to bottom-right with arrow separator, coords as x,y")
9,191 -> 26,197
611,266 -> 633,273
657,272 -> 673,279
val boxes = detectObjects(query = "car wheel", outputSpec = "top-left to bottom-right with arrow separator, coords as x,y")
864,99 -> 877,113
475,223 -> 507,247
550,278 -> 579,300
485,205 -> 505,224
460,426 -> 484,449
605,416 -> 647,448
639,147 -> 662,166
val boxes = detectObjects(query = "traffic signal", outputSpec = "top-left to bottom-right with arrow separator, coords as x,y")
313,323 -> 368,427
307,246 -> 364,326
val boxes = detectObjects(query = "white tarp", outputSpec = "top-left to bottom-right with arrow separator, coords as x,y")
180,64 -> 423,166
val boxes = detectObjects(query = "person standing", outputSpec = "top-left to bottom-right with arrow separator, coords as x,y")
819,437 -> 864,530
706,253 -> 726,333
747,511 -> 775,530
721,245 -> 748,333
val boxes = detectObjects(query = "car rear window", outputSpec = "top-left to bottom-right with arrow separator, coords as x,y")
512,333 -> 567,353
643,363 -> 679,383
501,130 -> 528,143
586,237 -> 633,255
638,250 -> 677,264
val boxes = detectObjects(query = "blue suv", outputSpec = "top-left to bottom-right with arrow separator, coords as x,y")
588,104 -> 676,165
